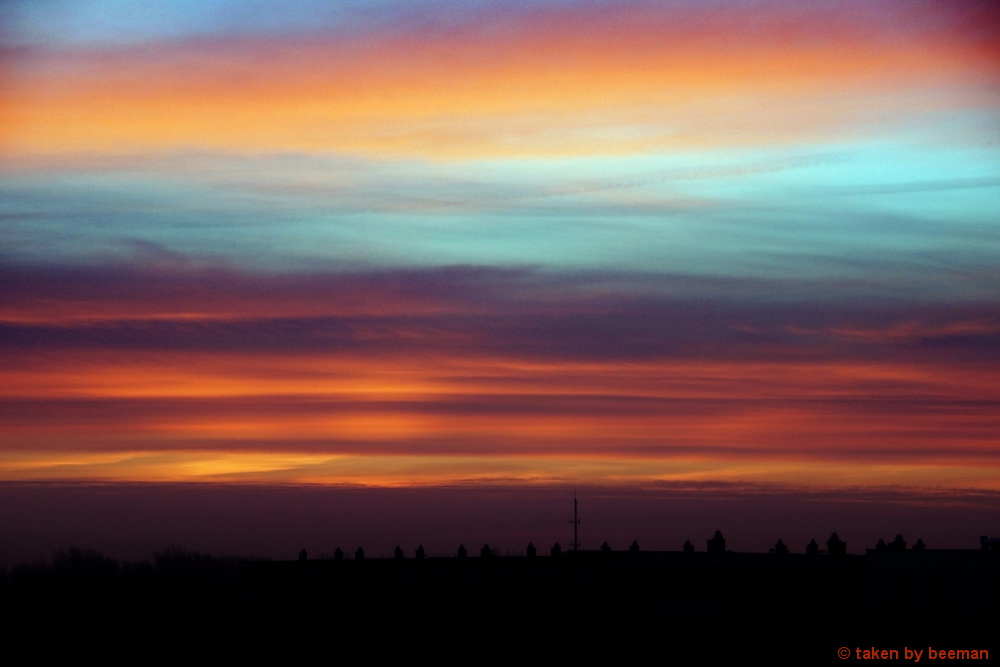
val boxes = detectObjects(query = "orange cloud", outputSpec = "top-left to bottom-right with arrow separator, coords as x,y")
4,3 -> 996,159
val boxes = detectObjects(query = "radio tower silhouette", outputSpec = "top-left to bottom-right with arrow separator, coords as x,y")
570,492 -> 581,552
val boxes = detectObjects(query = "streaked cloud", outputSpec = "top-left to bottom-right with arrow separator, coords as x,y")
1,0 -> 998,510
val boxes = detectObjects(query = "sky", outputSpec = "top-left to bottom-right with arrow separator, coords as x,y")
1,0 -> 999,563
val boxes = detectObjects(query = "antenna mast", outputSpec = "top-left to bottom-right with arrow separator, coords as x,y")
570,491 -> 580,552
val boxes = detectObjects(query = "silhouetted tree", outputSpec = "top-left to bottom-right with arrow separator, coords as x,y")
52,548 -> 118,584
154,547 -> 219,576
150,547 -> 239,590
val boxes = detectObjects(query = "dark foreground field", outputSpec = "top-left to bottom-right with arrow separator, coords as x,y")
3,547 -> 996,663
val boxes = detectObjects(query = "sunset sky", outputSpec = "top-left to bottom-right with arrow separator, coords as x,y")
2,0 -> 999,562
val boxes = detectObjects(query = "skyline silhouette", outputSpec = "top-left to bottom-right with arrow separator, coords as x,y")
2,482 -> 997,567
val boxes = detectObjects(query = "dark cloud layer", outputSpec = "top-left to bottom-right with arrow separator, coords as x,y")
3,263 -> 999,364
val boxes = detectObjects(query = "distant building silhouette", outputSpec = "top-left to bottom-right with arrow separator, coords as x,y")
707,530 -> 726,555
913,538 -> 926,552
628,540 -> 639,554
551,542 -> 562,557
772,539 -> 788,555
526,542 -> 536,558
980,535 -> 1000,552
334,547 -> 343,561
600,541 -> 612,555
457,544 -> 467,558
683,540 -> 694,554
355,547 -> 365,560
415,545 -> 425,559
298,548 -> 307,561
394,545 -> 404,560
480,544 -> 494,558
806,539 -> 819,556
826,532 -> 846,556
875,534 -> 907,552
